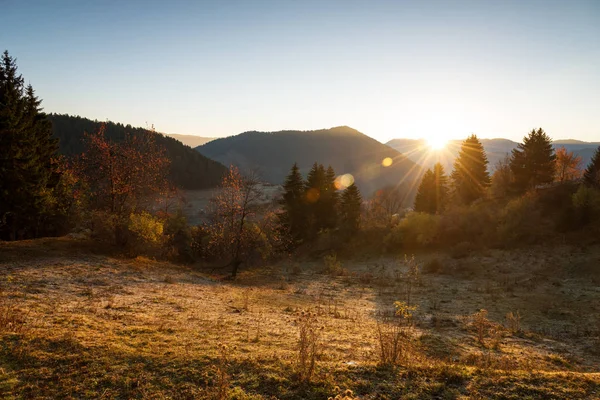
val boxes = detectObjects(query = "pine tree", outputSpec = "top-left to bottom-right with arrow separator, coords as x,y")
583,146 -> 600,189
305,162 -> 329,234
414,163 -> 448,214
450,135 -> 490,205
278,163 -> 307,243
322,165 -> 339,229
339,183 -> 362,233
510,128 -> 556,193
0,51 -> 59,240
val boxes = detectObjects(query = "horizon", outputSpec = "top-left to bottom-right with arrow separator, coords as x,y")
3,0 -> 600,143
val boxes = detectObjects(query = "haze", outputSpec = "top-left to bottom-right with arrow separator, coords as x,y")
2,0 -> 599,142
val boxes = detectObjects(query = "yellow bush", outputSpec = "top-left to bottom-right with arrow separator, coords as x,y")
384,212 -> 440,250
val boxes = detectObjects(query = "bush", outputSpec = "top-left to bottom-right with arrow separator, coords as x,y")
163,211 -> 193,262
437,203 -> 498,246
497,193 -> 546,246
90,211 -> 119,244
384,212 -> 440,250
127,212 -> 164,256
572,185 -> 600,225
322,253 -> 347,276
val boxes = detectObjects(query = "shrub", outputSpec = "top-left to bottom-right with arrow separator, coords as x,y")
127,212 -> 164,256
505,311 -> 522,334
497,193 -> 545,246
572,185 -> 600,225
163,210 -> 193,262
90,210 -> 119,244
384,212 -> 440,250
437,203 -> 498,246
322,253 -> 346,276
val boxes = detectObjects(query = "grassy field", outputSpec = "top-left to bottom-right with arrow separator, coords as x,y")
0,237 -> 599,399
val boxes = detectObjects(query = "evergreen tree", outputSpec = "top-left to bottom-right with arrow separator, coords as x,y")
583,146 -> 600,189
510,128 -> 556,193
322,165 -> 339,229
414,162 -> 448,213
0,51 -> 59,240
339,183 -> 362,233
278,163 -> 307,243
450,135 -> 490,205
305,162 -> 327,234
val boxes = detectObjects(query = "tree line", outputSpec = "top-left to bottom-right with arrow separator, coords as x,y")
413,129 -> 600,214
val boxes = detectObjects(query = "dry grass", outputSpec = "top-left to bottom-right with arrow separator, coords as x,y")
0,238 -> 599,398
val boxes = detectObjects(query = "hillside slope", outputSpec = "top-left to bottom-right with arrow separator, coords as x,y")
197,126 -> 424,196
49,114 -> 227,189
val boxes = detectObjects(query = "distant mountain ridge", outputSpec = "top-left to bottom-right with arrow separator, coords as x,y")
165,133 -> 215,148
196,126 -> 424,196
48,114 -> 227,190
386,138 -> 600,172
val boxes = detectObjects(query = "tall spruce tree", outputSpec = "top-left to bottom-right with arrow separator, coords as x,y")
583,146 -> 600,189
450,135 -> 490,205
414,162 -> 448,213
510,128 -> 556,193
305,162 -> 339,234
0,51 -> 59,240
339,183 -> 362,233
278,163 -> 307,243
323,165 -> 339,229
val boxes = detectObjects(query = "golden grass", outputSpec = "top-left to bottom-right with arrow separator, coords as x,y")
0,238 -> 599,398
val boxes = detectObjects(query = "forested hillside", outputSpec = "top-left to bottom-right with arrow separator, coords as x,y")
49,114 -> 227,189
196,126 -> 424,196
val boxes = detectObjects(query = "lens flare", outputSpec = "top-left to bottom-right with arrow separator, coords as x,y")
382,157 -> 393,167
334,174 -> 355,190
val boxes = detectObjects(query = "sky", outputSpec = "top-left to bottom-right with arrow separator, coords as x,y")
2,0 -> 599,143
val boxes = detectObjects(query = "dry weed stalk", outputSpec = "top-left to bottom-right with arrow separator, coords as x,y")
376,301 -> 417,366
213,343 -> 234,400
505,311 -> 522,334
295,310 -> 323,382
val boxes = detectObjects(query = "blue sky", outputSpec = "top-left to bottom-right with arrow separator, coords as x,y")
2,0 -> 599,142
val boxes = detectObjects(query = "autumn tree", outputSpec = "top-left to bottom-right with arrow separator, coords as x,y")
365,185 -> 408,226
339,183 -> 362,234
0,51 -> 61,240
510,128 -> 556,192
79,124 -> 170,243
450,135 -> 490,205
583,146 -> 600,189
278,163 -> 308,244
207,166 -> 265,277
414,162 -> 448,214
554,147 -> 582,182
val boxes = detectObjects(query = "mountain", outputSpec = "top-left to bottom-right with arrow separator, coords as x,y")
165,133 -> 215,148
196,126 -> 424,196
386,138 -> 600,172
48,114 -> 227,190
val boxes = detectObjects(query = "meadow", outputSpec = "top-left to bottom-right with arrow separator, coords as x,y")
1,237 -> 599,399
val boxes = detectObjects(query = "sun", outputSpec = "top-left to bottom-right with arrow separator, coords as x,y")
426,136 -> 448,151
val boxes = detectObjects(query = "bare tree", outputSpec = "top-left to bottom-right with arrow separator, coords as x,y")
207,166 -> 264,277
